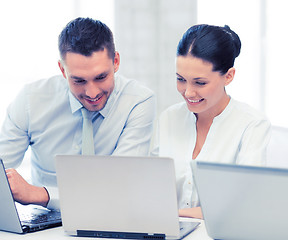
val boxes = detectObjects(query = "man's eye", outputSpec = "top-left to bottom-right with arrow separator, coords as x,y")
96,76 -> 106,80
74,80 -> 86,84
95,74 -> 108,81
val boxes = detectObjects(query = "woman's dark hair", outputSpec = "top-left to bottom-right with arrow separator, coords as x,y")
177,24 -> 241,75
58,17 -> 115,60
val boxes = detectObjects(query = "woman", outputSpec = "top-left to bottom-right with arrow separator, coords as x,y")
150,24 -> 271,218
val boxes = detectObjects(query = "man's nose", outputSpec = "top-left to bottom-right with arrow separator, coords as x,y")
85,82 -> 100,99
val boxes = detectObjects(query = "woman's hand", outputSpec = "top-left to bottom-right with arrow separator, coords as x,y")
179,207 -> 203,219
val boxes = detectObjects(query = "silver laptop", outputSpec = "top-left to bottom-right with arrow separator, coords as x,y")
55,155 -> 199,239
0,159 -> 62,233
192,161 -> 288,240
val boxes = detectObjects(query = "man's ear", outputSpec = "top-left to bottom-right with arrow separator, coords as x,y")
58,60 -> 67,79
113,51 -> 120,73
224,67 -> 235,86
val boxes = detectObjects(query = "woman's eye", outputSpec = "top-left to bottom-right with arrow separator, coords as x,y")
177,77 -> 186,82
196,81 -> 207,86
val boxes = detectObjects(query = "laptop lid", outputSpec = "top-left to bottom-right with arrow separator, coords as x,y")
0,159 -> 61,234
55,155 -> 198,239
192,161 -> 288,240
0,159 -> 23,233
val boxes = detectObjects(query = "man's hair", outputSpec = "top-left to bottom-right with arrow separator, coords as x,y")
58,17 -> 115,60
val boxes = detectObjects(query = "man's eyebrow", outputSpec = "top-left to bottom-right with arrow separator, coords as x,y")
70,71 -> 110,81
70,75 -> 85,81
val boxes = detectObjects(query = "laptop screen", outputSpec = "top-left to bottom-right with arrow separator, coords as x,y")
55,155 -> 181,239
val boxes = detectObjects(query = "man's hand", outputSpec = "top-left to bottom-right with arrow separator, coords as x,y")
5,168 -> 49,207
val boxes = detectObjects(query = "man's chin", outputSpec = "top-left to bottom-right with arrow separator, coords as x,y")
84,105 -> 103,112
83,101 -> 108,112
82,94 -> 110,112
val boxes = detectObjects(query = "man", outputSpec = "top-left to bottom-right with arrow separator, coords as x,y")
0,17 -> 156,209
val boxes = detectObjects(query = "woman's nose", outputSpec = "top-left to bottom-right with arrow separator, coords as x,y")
185,84 -> 197,99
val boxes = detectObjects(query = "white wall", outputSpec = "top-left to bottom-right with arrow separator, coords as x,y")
114,0 -> 197,115
266,0 -> 288,127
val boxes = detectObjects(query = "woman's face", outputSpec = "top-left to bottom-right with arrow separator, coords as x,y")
176,55 -> 234,118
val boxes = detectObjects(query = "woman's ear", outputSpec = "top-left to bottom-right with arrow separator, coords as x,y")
224,67 -> 235,86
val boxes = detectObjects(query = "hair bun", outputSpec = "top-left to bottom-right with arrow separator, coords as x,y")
223,25 -> 241,58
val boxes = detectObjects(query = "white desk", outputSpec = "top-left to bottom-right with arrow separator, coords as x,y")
0,218 -> 212,240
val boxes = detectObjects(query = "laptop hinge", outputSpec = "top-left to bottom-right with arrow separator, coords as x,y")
77,230 -> 166,239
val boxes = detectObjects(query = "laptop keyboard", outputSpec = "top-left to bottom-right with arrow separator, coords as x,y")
20,210 -> 61,224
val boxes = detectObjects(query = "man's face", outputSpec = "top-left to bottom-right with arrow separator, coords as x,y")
58,49 -> 120,112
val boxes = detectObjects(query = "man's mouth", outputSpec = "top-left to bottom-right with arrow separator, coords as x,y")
85,94 -> 104,104
89,96 -> 102,102
187,98 -> 204,103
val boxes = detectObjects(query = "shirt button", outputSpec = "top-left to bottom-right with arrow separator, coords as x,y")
74,145 -> 80,150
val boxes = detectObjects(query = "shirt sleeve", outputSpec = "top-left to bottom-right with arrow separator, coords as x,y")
0,86 -> 30,168
45,186 -> 60,209
236,118 -> 271,166
149,118 -> 159,157
112,94 -> 157,156
0,87 -> 61,210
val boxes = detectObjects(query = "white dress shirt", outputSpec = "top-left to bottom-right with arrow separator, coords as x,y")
0,74 -> 156,209
150,98 -> 271,209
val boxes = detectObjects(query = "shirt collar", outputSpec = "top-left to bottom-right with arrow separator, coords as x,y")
100,75 -> 119,117
69,91 -> 83,114
213,96 -> 234,122
189,96 -> 233,123
68,75 -> 119,118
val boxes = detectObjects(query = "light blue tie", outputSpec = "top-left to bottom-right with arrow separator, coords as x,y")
81,108 -> 95,155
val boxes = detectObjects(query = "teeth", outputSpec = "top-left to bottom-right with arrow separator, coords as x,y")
188,99 -> 202,103
89,96 -> 101,102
